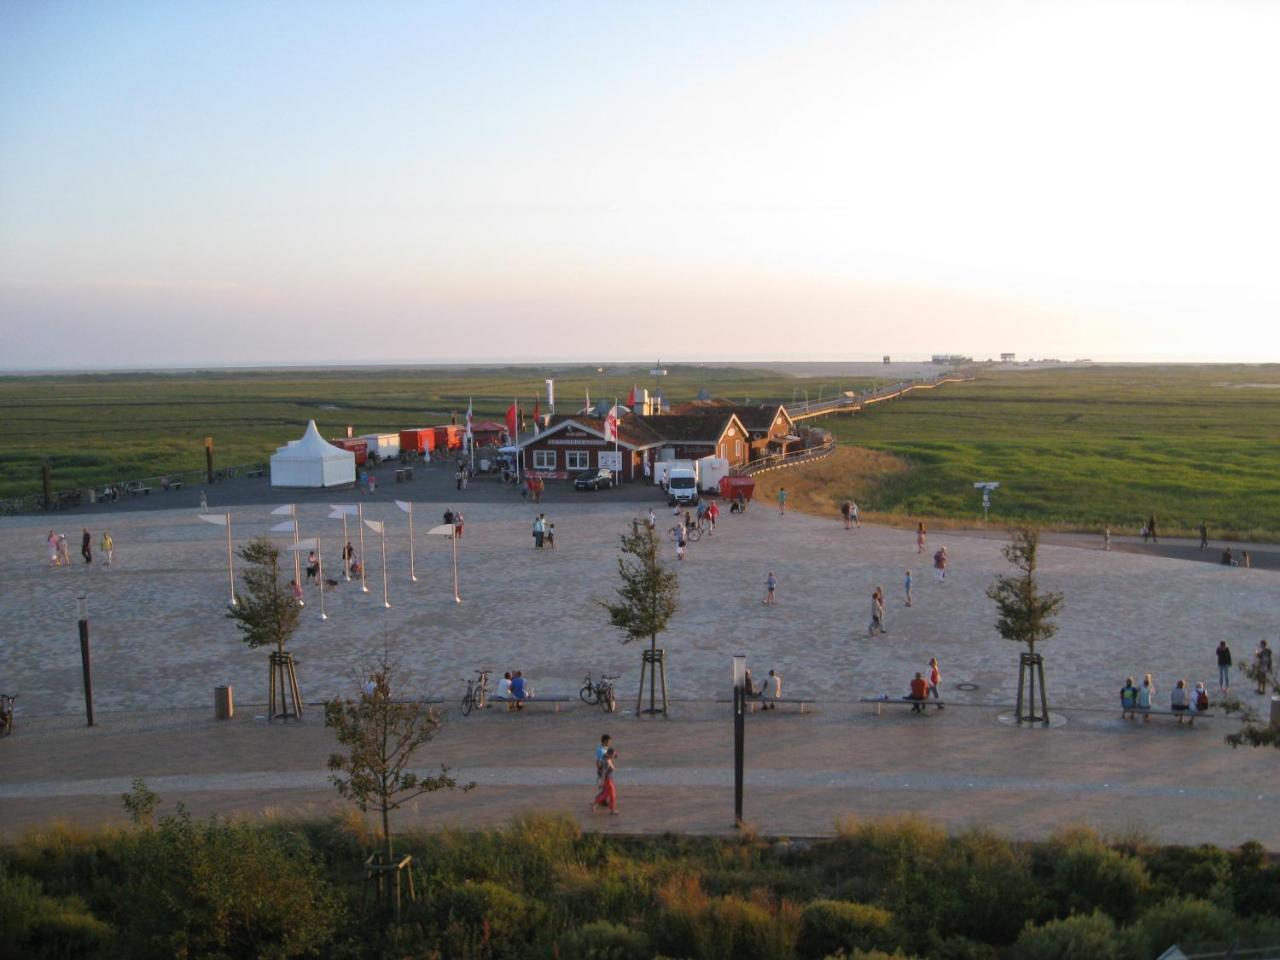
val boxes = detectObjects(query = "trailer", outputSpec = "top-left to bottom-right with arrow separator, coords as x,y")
329,437 -> 369,466
697,456 -> 730,493
718,475 -> 755,502
433,425 -> 464,452
398,429 -> 436,455
359,433 -> 401,458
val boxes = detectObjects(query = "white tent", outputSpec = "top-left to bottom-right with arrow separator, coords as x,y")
270,420 -> 356,488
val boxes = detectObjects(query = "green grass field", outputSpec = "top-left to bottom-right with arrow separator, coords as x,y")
0,365 -> 871,501
814,365 -> 1280,540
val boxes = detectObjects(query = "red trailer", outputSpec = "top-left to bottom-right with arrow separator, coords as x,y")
434,425 -> 463,451
718,475 -> 755,501
398,428 -> 436,455
330,437 -> 368,466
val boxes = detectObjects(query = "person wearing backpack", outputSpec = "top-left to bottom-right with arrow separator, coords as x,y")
1215,641 -> 1233,693
1192,681 -> 1210,714
1120,677 -> 1138,719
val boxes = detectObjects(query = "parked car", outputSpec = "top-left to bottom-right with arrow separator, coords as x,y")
574,468 -> 614,491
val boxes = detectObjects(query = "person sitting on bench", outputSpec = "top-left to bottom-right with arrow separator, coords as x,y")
510,671 -> 529,710
1170,679 -> 1190,722
908,672 -> 929,713
1120,677 -> 1138,719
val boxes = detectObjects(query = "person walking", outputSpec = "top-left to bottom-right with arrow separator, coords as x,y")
933,546 -> 948,581
1147,514 -> 1158,543
1199,520 -> 1209,550
532,514 -> 545,549
1216,641 -> 1232,693
453,511 -> 465,540
904,569 -> 913,607
101,530 -> 114,565
673,523 -> 687,561
841,500 -> 852,530
1254,640 -> 1273,694
81,528 -> 93,564
850,501 -> 860,528
594,747 -> 619,814
927,657 -> 942,707
47,530 -> 60,567
199,489 -> 208,510
777,487 -> 787,515
305,551 -> 319,584
595,734 -> 614,785
868,588 -> 885,637
707,499 -> 719,533
57,534 -> 71,566
916,521 -> 927,554
1103,526 -> 1111,551
763,571 -> 778,605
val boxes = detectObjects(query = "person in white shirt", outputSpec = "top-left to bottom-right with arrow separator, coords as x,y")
1170,679 -> 1190,723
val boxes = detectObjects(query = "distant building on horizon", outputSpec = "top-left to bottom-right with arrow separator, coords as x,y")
931,354 -> 972,365
1000,352 -> 1016,362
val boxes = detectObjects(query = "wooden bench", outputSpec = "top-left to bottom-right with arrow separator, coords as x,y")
715,697 -> 812,714
860,696 -> 945,716
490,695 -> 573,714
1132,708 -> 1215,727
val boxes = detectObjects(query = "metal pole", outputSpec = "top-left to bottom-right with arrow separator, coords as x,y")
225,513 -> 237,607
451,529 -> 461,603
291,507 -> 301,586
407,502 -> 417,582
381,524 -> 390,608
733,655 -> 746,825
317,537 -> 327,621
342,514 -> 350,580
77,596 -> 95,726
358,504 -> 369,593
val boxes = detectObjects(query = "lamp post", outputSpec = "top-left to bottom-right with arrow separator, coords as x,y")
427,523 -> 461,602
732,654 -> 746,826
77,595 -> 95,726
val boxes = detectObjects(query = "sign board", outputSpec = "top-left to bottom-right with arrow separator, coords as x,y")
598,451 -> 622,472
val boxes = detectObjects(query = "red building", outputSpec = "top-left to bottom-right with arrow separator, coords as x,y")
517,413 -> 664,481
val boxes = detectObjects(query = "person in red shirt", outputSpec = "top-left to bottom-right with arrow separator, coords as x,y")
908,672 -> 929,713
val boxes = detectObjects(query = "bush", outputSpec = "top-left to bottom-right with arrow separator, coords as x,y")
1231,841 -> 1280,917
436,879 -> 545,960
796,900 -> 897,958
0,869 -> 112,959
1125,897 -> 1235,960
557,921 -> 652,960
1144,844 -> 1233,906
1010,911 -> 1120,960
653,875 -> 800,960
1042,829 -> 1150,924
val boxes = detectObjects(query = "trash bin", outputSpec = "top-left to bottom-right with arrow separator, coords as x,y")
1271,695 -> 1280,730
215,685 -> 234,720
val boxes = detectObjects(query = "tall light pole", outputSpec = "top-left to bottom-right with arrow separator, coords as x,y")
732,654 -> 746,826
77,595 -> 95,727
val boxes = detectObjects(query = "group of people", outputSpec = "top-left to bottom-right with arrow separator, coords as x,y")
47,528 -> 113,567
743,668 -> 782,709
1119,639 -> 1274,722
496,671 -> 532,709
905,658 -> 943,712
531,513 -> 554,549
840,499 -> 861,529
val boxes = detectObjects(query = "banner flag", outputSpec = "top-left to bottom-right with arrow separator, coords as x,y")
505,401 -> 517,439
270,504 -> 295,516
363,519 -> 384,533
546,378 -> 555,412
329,504 -> 360,516
627,385 -> 636,407
394,500 -> 412,513
426,523 -> 455,537
270,520 -> 296,532
327,509 -> 348,520
198,514 -> 228,526
603,405 -> 619,441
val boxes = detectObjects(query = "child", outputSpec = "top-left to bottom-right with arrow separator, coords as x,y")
904,569 -> 913,607
763,571 -> 777,605
546,523 -> 555,549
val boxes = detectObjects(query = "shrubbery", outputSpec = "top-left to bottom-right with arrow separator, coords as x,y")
1,810 -> 1277,959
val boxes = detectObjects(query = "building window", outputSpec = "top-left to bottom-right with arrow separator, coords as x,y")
532,450 -> 556,471
566,450 -> 590,471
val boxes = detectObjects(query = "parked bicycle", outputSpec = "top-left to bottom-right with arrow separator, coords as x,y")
460,671 -> 490,716
579,673 -> 619,713
0,694 -> 15,737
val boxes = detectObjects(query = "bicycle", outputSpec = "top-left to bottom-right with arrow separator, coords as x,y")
460,671 -> 490,716
0,694 -> 15,737
579,673 -> 619,712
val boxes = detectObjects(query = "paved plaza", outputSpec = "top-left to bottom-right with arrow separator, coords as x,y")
1,467 -> 1277,846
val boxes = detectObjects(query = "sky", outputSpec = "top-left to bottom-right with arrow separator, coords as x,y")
2,0 -> 1278,369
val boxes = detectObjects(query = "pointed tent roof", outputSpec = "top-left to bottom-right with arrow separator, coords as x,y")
272,420 -> 354,462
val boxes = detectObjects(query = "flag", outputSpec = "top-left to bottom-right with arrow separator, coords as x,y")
584,386 -> 591,414
426,523 -> 455,537
327,509 -> 348,520
627,385 -> 636,407
603,405 -> 619,442
363,519 -> 384,534
394,500 -> 412,513
505,401 -> 517,439
533,397 -> 540,422
329,504 -> 359,516
545,378 -> 555,412
198,513 -> 228,526
270,504 -> 295,516
465,398 -> 473,445
270,520 -> 296,533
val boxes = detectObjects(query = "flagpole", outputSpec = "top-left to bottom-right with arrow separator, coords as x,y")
292,509 -> 301,585
317,536 -> 327,621
513,398 -> 521,483
468,397 -> 475,472
341,514 -> 350,580
380,523 -> 390,608
225,512 -> 237,607
407,502 -> 417,582
452,527 -> 461,603
357,503 -> 369,593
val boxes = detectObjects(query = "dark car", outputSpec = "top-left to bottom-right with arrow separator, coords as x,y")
574,468 -> 614,491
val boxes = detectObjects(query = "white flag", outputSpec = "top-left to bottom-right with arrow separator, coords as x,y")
270,504 -> 295,516
327,509 -> 348,520
363,519 -> 384,533
329,504 -> 359,516
270,520 -> 296,533
546,378 -> 555,412
198,513 -> 228,526
287,538 -> 319,552
426,523 -> 455,537
465,398 -> 473,441
603,405 -> 619,441
394,500 -> 412,513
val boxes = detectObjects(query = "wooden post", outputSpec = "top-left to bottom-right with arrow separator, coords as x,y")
204,436 -> 214,484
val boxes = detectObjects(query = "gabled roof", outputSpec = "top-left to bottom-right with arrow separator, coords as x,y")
642,413 -> 743,445
717,404 -> 792,433
518,413 -> 665,450
272,420 -> 355,462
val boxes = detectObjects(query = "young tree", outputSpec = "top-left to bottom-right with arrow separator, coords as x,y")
325,653 -> 472,919
599,519 -> 679,715
1223,656 -> 1280,749
226,536 -> 303,716
986,528 -> 1064,723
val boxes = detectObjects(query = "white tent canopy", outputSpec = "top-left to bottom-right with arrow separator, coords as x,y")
270,420 -> 356,488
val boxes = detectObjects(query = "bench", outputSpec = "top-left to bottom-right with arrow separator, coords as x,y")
247,468 -> 265,479
126,483 -> 151,496
490,695 -> 573,714
860,696 -> 945,716
1132,708 -> 1215,727
715,697 -> 812,714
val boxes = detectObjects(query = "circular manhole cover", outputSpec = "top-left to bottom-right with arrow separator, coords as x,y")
956,682 -> 980,691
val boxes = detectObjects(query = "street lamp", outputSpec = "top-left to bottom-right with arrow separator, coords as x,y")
77,595 -> 95,726
732,654 -> 746,826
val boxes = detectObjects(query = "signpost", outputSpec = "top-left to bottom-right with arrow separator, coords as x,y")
973,482 -> 1000,534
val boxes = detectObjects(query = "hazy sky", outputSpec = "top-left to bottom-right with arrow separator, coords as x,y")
2,1 -> 1277,368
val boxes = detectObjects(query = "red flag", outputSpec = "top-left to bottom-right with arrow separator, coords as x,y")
505,402 -> 517,439
627,385 -> 636,407
604,406 -> 619,442
533,398 -> 540,421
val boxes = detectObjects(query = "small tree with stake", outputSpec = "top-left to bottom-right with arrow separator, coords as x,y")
325,653 -> 471,922
1222,656 -> 1280,750
599,519 -> 679,716
226,536 -> 302,720
987,528 -> 1063,724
